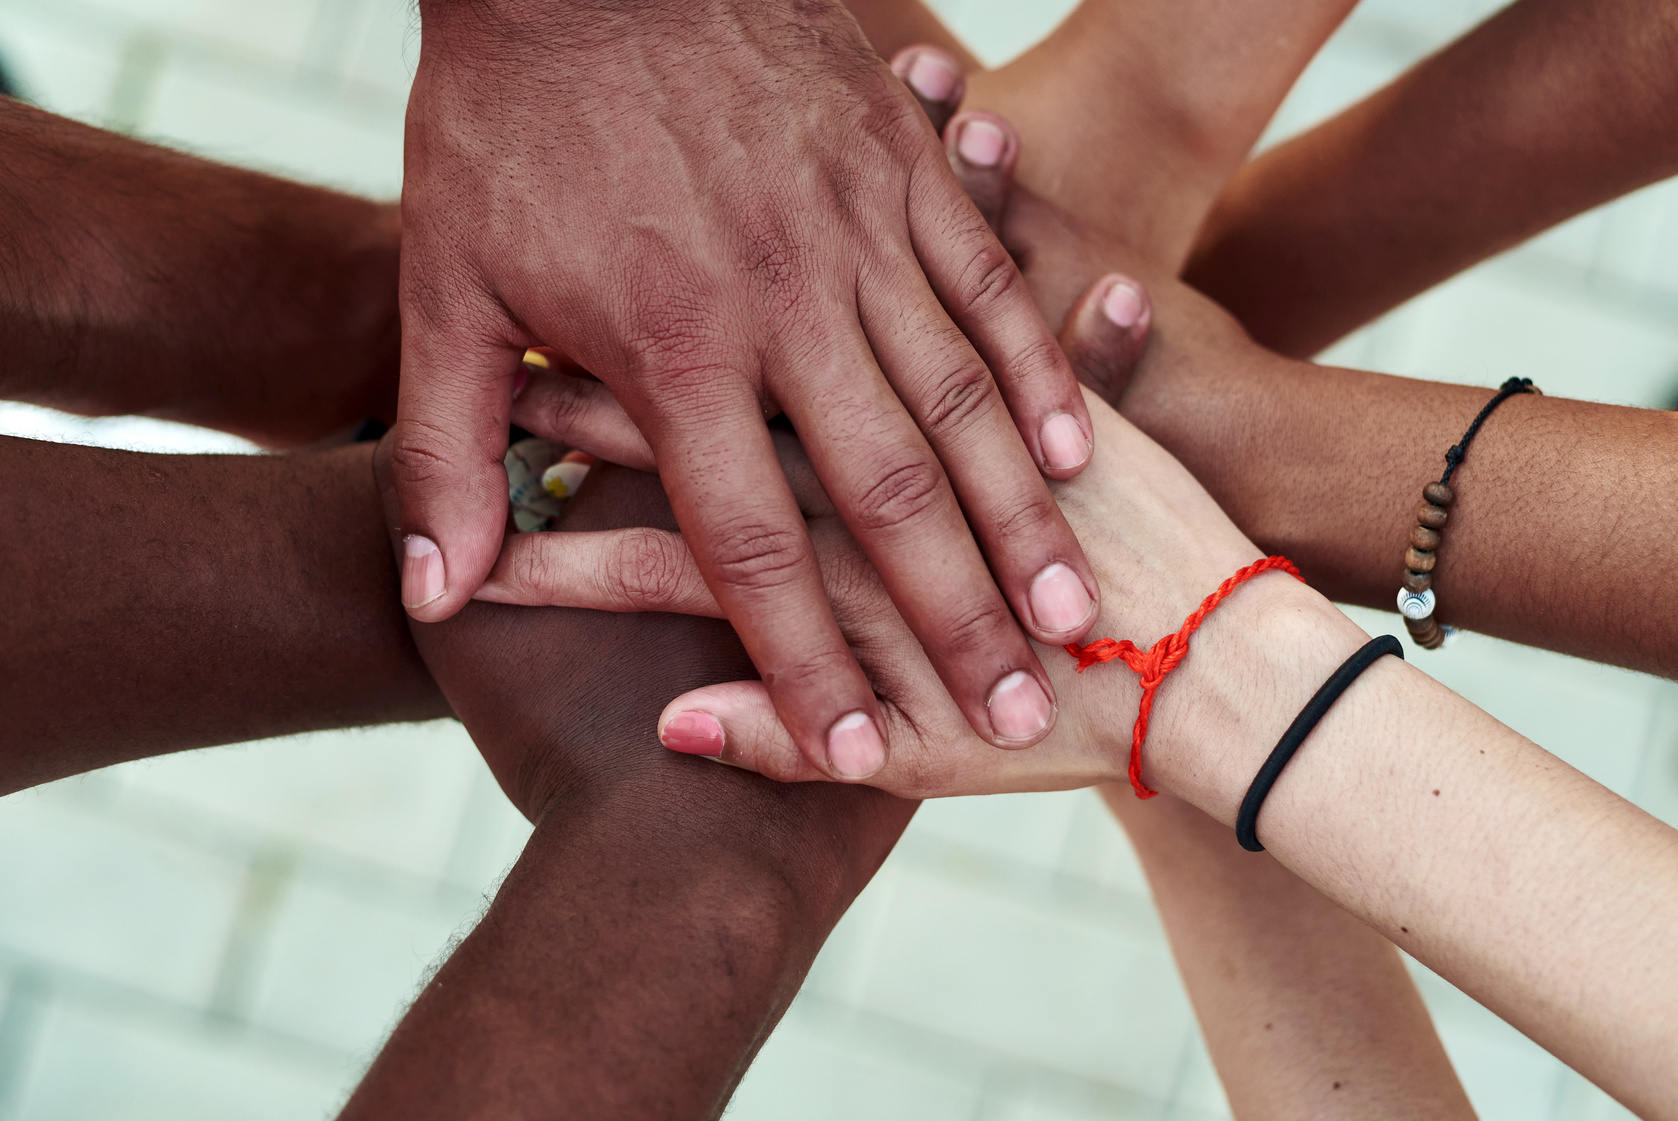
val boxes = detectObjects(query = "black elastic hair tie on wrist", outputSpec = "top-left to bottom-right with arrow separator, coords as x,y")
1236,635 -> 1405,853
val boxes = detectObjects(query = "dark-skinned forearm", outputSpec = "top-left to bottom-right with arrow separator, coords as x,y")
342,717 -> 911,1121
0,99 -> 400,444
1186,0 -> 1678,356
348,457 -> 916,1118
0,437 -> 445,794
1121,320 -> 1678,677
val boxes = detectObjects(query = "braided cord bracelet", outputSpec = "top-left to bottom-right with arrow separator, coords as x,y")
1066,555 -> 1304,800
1397,376 -> 1540,648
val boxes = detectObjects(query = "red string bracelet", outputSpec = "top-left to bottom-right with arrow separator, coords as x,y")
1064,555 -> 1304,800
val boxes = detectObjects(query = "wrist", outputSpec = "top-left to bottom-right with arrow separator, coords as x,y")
533,760 -> 908,940
1142,573 -> 1368,821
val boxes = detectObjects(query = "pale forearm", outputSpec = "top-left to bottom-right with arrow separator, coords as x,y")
0,99 -> 400,443
1109,791 -> 1474,1120
0,437 -> 444,793
1142,588 -> 1678,1118
1186,0 -> 1678,356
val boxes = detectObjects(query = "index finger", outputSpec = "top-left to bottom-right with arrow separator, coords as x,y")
646,371 -> 890,782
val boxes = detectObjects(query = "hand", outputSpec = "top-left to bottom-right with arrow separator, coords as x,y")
392,0 -> 1100,781
357,436 -> 916,1120
638,117 -> 1353,798
481,283 -> 1260,799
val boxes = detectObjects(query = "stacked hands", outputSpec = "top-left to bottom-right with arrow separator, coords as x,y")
8,1 -> 1678,1118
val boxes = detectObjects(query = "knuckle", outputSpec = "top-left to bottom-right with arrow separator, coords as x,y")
706,520 -> 810,594
849,457 -> 946,534
606,529 -> 693,609
918,360 -> 1000,438
950,240 -> 1024,318
939,596 -> 1015,658
621,292 -> 728,383
508,542 -> 559,600
986,490 -> 1059,546
388,420 -> 457,490
764,645 -> 861,695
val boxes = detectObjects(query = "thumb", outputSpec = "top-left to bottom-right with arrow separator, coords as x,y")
1059,273 -> 1153,406
391,310 -> 521,621
657,681 -> 831,784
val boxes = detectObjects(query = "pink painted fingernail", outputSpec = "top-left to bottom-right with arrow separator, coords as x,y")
907,52 -> 959,102
1103,282 -> 1143,329
827,711 -> 886,780
988,671 -> 1053,744
1029,563 -> 1095,635
957,119 -> 1006,168
511,367 -> 530,400
401,534 -> 445,610
661,711 -> 725,756
1039,412 -> 1091,471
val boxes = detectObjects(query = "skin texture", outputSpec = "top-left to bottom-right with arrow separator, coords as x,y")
959,0 -> 1358,270
395,0 -> 1105,777
342,447 -> 917,1121
1000,197 -> 1678,677
1107,790 -> 1474,1121
505,43 -> 1476,1119
647,338 -> 1678,1121
1186,0 -> 1678,356
0,436 -> 445,795
0,98 -> 401,445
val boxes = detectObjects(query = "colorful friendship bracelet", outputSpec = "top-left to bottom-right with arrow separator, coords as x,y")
1396,376 -> 1539,648
1066,555 -> 1305,800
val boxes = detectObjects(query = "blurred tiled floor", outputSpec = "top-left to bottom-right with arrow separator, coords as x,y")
2,0 -> 1677,1118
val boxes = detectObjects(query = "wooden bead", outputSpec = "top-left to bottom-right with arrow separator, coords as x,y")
1405,546 -> 1436,573
1416,503 -> 1450,529
1405,614 -> 1445,649
1410,524 -> 1441,551
1423,481 -> 1456,507
1402,569 -> 1433,593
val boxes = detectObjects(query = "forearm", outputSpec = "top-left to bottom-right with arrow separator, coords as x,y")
962,0 -> 1356,268
1141,583 -> 1678,1118
0,437 -> 444,793
992,187 -> 1678,678
349,472 -> 917,1120
1121,327 -> 1678,676
1107,790 -> 1474,1120
0,99 -> 400,444
343,723 -> 911,1120
1186,0 -> 1678,356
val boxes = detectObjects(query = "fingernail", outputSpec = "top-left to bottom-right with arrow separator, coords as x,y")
1029,562 -> 1095,635
1039,412 -> 1091,471
1103,281 -> 1143,329
988,671 -> 1053,744
511,367 -> 529,400
661,711 -> 725,757
906,52 -> 959,103
827,711 -> 886,780
957,119 -> 1006,168
401,534 -> 445,610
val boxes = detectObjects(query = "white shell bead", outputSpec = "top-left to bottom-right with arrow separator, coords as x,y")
1396,587 -> 1436,620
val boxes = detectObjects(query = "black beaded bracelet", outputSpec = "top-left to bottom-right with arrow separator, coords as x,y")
1236,635 -> 1404,853
1398,376 -> 1540,648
